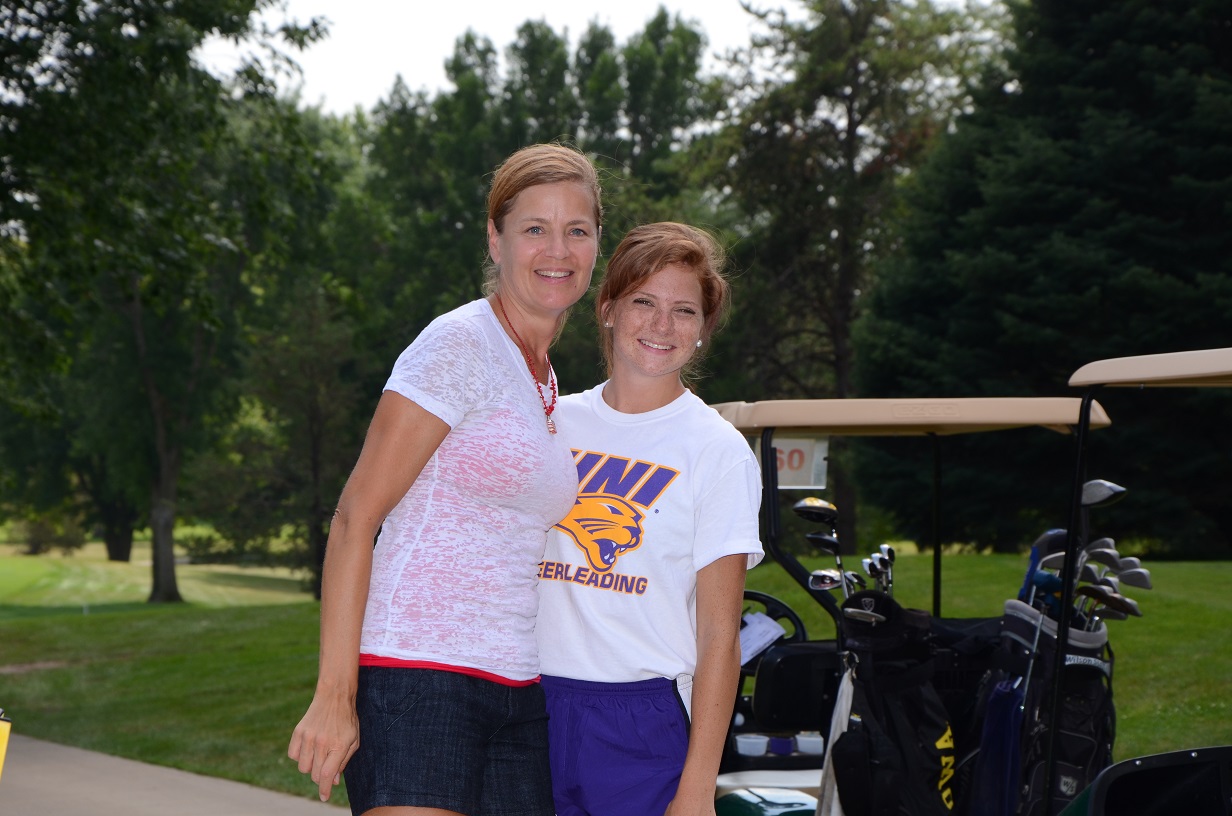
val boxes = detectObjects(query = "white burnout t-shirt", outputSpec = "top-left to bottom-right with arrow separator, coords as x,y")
360,299 -> 579,682
536,384 -> 764,683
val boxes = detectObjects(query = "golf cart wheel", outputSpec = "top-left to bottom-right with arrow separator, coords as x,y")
742,590 -> 808,677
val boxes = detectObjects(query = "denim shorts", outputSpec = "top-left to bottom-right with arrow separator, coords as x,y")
541,675 -> 690,816
345,667 -> 553,816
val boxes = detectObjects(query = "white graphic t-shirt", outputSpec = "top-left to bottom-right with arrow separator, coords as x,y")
536,384 -> 763,683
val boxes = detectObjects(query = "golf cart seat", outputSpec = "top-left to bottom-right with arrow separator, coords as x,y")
1057,745 -> 1232,815
721,639 -> 842,774
751,639 -> 842,735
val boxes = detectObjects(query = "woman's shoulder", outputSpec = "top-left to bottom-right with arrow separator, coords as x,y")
388,299 -> 506,389
684,394 -> 758,456
684,391 -> 743,429
420,299 -> 495,339
400,300 -> 501,359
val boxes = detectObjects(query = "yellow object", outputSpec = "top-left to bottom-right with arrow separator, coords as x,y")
0,708 -> 10,782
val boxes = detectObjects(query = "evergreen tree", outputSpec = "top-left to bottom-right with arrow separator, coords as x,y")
856,0 -> 1232,553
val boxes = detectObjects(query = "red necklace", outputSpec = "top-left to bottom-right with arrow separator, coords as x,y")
495,294 -> 558,434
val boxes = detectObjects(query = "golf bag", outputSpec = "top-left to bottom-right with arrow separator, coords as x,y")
828,591 -> 957,816
971,600 -> 1115,816
928,615 -> 1005,816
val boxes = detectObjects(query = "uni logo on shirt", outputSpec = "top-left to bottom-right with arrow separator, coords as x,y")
554,451 -> 679,573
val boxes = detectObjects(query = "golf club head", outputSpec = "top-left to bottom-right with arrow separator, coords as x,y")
1112,591 -> 1142,617
862,557 -> 875,576
879,543 -> 896,563
1079,563 -> 1101,584
1076,584 -> 1115,603
1038,551 -> 1067,571
842,607 -> 886,624
1118,556 -> 1142,570
805,531 -> 840,554
808,569 -> 844,592
1081,479 -> 1127,509
793,496 -> 839,527
1096,575 -> 1121,592
1094,607 -> 1129,622
1083,547 -> 1123,570
1085,536 -> 1116,552
1117,567 -> 1153,590
1033,527 -> 1070,555
1078,585 -> 1141,617
844,571 -> 867,590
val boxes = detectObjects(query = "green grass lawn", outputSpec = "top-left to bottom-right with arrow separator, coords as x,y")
0,543 -> 330,804
0,542 -> 1229,809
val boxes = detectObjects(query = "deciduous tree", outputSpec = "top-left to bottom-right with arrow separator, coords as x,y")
1,0 -> 323,597
704,0 -> 1002,547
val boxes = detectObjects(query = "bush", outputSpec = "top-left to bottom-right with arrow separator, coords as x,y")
179,525 -> 304,568
20,515 -> 87,556
180,530 -> 228,563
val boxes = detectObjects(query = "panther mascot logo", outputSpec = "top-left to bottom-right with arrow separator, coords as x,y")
555,494 -> 645,573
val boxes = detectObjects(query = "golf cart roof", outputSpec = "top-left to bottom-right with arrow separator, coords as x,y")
711,397 -> 1111,437
1069,347 -> 1232,388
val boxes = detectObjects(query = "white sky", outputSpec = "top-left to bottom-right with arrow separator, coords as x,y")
199,0 -> 772,116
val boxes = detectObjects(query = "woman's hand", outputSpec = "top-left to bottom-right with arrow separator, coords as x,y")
287,689 -> 360,802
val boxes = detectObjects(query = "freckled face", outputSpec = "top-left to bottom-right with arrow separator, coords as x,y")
488,182 -> 599,319
603,263 -> 705,383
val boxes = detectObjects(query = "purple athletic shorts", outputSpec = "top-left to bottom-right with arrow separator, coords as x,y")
541,675 -> 690,816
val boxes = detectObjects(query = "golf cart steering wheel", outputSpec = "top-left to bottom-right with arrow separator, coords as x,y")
741,589 -> 808,678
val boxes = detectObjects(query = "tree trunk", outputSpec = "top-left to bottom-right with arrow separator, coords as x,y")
147,474 -> 182,603
99,499 -> 138,562
76,459 -> 140,562
103,522 -> 134,562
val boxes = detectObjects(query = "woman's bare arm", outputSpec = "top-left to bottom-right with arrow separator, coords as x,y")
287,391 -> 450,802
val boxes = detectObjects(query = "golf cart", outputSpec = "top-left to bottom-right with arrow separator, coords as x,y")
1044,347 -> 1232,815
707,397 -> 1111,811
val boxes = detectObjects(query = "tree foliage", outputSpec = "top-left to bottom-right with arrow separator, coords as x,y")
1,1 -> 325,598
364,11 -> 720,394
855,0 -> 1232,553
181,107 -> 375,596
695,0 -> 1003,549
705,0 -> 1003,402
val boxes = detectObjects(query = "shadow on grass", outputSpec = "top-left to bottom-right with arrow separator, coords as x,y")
0,601 -> 155,620
195,570 -> 307,594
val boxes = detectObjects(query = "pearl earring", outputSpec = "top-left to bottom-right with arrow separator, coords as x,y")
696,339 -> 703,348
604,322 -> 612,328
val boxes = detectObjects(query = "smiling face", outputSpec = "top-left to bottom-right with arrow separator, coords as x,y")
487,181 -> 599,322
602,262 -> 705,386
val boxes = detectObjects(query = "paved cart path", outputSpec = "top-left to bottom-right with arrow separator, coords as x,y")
1,733 -> 346,815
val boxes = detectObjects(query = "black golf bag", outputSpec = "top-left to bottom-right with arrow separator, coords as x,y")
929,614 -> 1006,815
969,600 -> 1115,816
828,591 -> 957,816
